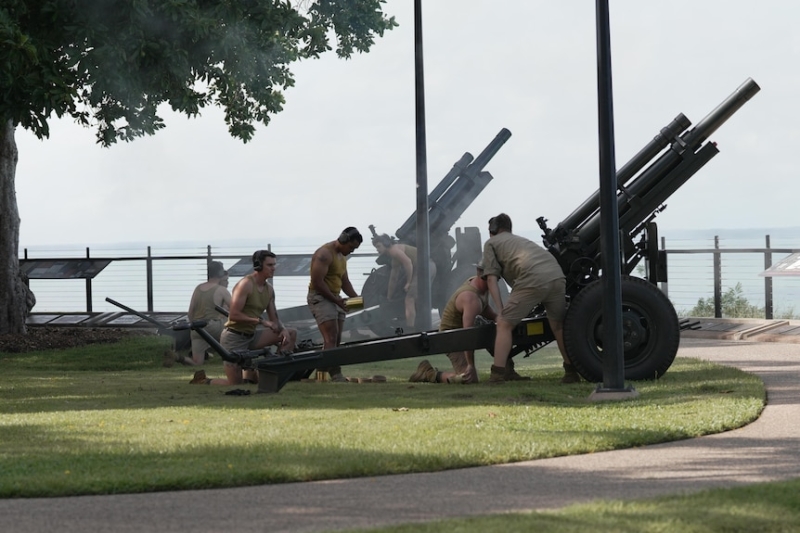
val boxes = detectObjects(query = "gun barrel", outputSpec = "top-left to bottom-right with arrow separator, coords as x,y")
573,78 -> 759,256
683,77 -> 760,147
470,128 -> 512,171
558,113 -> 691,232
554,78 -> 759,238
395,128 -> 511,242
427,153 -> 474,208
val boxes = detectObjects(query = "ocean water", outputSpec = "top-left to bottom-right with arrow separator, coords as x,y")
20,229 -> 800,318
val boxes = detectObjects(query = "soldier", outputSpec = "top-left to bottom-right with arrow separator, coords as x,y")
307,227 -> 363,382
170,261 -> 232,367
481,213 -> 579,384
408,261 -> 501,385
372,233 -> 437,331
191,250 -> 296,385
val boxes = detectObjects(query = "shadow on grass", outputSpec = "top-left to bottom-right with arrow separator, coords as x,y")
2,420 -> 795,499
0,420 -> 739,498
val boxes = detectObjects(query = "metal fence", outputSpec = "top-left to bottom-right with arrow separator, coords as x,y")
661,235 -> 800,319
19,235 -> 800,319
20,243 -> 381,316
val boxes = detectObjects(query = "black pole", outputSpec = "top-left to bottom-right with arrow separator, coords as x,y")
414,0 -> 432,331
85,247 -> 93,313
595,0 -> 626,390
146,245 -> 154,313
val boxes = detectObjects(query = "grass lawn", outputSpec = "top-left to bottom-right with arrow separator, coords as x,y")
345,479 -> 800,533
0,334 -> 765,498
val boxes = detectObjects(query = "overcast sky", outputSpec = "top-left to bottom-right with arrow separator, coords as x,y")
14,0 -> 800,248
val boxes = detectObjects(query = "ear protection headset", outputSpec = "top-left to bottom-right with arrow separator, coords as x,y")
252,250 -> 266,271
338,227 -> 362,244
488,217 -> 500,236
488,214 -> 512,236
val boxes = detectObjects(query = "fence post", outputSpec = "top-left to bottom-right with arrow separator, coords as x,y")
764,235 -> 773,320
85,247 -> 93,313
146,246 -> 154,312
207,245 -> 212,278
713,236 -> 722,318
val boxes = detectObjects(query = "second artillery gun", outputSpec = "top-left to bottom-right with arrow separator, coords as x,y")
228,78 -> 760,392
362,128 -> 511,335
272,129 -> 512,341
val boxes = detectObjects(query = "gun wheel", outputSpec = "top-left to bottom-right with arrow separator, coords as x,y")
563,275 -> 679,382
568,257 -> 599,287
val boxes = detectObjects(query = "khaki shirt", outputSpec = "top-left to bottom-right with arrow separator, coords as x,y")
482,232 -> 564,289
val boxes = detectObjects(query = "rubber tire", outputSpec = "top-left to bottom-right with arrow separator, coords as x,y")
563,275 -> 679,382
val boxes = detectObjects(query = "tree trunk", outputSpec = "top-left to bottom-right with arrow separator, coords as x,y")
0,119 -> 27,334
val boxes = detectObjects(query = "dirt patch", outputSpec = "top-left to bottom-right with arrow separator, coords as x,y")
0,327 -> 154,353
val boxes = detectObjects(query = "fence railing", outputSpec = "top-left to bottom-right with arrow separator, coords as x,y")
19,235 -> 800,319
20,244 -> 381,316
661,235 -> 800,319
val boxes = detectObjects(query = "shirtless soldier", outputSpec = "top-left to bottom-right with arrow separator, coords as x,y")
307,227 -> 363,382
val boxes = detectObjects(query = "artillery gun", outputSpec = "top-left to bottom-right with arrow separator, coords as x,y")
248,78 -> 759,392
360,128 -> 512,335
268,129 -> 511,341
539,77 -> 760,381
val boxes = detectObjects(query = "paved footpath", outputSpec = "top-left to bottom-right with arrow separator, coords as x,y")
2,338 -> 799,533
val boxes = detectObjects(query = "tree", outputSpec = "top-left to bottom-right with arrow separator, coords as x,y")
0,0 -> 396,334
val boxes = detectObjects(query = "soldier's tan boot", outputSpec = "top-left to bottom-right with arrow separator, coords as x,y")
505,358 -> 531,381
488,365 -> 506,384
189,370 -> 211,385
409,360 -> 438,383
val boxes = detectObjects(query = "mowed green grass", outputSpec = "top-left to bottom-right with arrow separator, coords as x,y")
345,479 -> 800,533
0,334 -> 764,498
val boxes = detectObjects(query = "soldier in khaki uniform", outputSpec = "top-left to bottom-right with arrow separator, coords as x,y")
408,261 -> 497,385
481,213 -> 579,384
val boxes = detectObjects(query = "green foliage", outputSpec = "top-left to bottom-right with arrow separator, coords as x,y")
681,281 -> 797,319
689,282 -> 765,318
0,0 -> 397,143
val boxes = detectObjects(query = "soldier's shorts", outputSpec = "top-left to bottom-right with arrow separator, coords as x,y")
501,278 -> 567,324
307,290 -> 345,324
